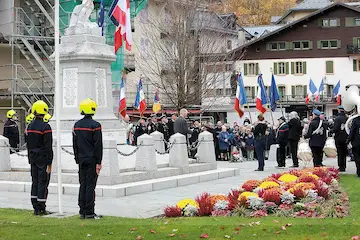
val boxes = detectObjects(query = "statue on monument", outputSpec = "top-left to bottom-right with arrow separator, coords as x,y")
65,0 -> 100,36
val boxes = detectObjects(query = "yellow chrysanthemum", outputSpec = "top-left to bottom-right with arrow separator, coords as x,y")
238,192 -> 259,201
278,174 -> 298,183
176,199 -> 198,210
303,173 -> 320,180
259,181 -> 280,190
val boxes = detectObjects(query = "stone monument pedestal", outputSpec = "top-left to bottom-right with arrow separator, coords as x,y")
50,34 -> 126,144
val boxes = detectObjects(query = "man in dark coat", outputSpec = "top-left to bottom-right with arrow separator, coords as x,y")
147,114 -> 158,134
189,121 -> 201,159
347,113 -> 360,177
174,109 -> 192,140
288,111 -> 303,167
214,121 -> 222,160
167,113 -> 177,137
333,106 -> 348,172
134,119 -> 147,145
157,115 -> 170,149
305,109 -> 327,167
276,117 -> 289,168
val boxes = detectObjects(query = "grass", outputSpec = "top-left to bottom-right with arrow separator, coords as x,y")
1,175 -> 360,240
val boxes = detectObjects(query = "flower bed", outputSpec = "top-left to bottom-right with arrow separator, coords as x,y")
164,167 -> 349,218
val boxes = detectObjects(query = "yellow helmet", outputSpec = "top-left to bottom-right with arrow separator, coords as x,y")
44,114 -> 52,123
6,110 -> 17,119
79,98 -> 97,115
25,113 -> 35,124
32,100 -> 49,115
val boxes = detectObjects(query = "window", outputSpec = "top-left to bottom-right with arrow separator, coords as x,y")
278,86 -> 286,98
321,18 -> 338,27
327,85 -> 334,97
293,41 -> 301,50
225,63 -> 233,71
356,18 -> 360,26
353,60 -> 360,71
270,42 -> 278,50
295,85 -> 304,98
279,42 -> 286,50
294,62 -> 306,75
216,89 -> 223,95
245,87 -> 254,98
225,88 -> 232,95
326,61 -> 334,74
227,40 -> 232,50
244,63 -> 259,76
268,42 -> 286,51
278,62 -> 286,75
319,40 -> 340,49
302,41 -> 309,49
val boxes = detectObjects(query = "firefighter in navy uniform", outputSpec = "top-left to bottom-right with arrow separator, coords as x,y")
72,98 -> 103,219
347,113 -> 360,178
27,100 -> 53,215
3,110 -> 20,153
304,109 -> 328,167
333,106 -> 348,172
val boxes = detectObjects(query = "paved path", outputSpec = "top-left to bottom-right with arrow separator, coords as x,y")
0,157 -> 357,218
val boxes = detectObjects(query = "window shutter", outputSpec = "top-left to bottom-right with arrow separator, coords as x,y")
273,62 -> 278,75
266,43 -> 270,51
291,62 -> 294,74
317,41 -> 321,49
291,86 -> 295,98
336,18 -> 340,27
318,19 -> 322,27
286,42 -> 292,50
244,63 -> 248,75
255,63 -> 259,75
285,62 -> 289,74
326,61 -> 334,74
252,86 -> 255,98
337,40 -> 341,48
345,17 -> 355,27
353,59 -> 357,71
309,41 -> 313,50
353,37 -> 358,46
303,86 -> 307,98
303,62 -> 307,74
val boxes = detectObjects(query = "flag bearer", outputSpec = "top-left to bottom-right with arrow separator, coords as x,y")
27,100 -> 53,215
3,109 -> 20,153
72,98 -> 103,219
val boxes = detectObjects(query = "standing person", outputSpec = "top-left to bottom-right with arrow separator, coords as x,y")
167,113 -> 177,137
147,114 -> 158,134
276,117 -> 289,168
245,129 -> 255,161
288,111 -> 303,168
218,126 -> 230,161
189,121 -> 201,159
26,100 -> 53,215
134,119 -> 147,146
265,124 -> 275,160
174,109 -> 192,139
253,114 -> 268,171
333,106 -> 348,172
157,115 -> 170,149
73,98 -> 103,219
348,114 -> 360,177
214,121 -> 222,161
25,113 -> 35,143
3,109 -> 20,153
304,109 -> 327,167
124,115 -> 134,145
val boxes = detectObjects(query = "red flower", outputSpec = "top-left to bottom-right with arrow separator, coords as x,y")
242,180 -> 261,192
227,189 -> 240,210
262,189 -> 281,205
196,192 -> 213,216
164,206 -> 182,217
292,187 -> 306,199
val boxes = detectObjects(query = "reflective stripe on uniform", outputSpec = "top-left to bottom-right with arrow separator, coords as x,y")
37,198 -> 47,202
31,196 -> 37,199
26,130 -> 45,135
73,127 -> 102,131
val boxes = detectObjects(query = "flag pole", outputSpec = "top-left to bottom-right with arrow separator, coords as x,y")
55,0 -> 63,215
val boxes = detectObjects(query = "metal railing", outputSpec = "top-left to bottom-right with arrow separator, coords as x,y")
347,45 -> 360,54
227,95 -> 337,104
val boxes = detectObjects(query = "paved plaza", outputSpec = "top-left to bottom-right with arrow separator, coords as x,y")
0,157 -> 357,218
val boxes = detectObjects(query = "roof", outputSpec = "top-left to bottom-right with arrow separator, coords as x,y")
243,25 -> 282,38
275,0 -> 333,24
271,16 -> 282,23
229,2 -> 360,59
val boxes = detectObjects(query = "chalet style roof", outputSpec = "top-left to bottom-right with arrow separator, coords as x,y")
229,2 -> 360,60
244,25 -> 282,38
292,0 -> 333,10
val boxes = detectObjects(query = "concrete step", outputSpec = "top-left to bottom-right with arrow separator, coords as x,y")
0,168 -> 239,197
1,162 -> 216,185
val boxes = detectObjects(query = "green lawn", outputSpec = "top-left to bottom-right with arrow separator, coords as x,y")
1,175 -> 360,240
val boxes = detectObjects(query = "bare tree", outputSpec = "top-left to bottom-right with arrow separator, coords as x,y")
136,0 -> 243,110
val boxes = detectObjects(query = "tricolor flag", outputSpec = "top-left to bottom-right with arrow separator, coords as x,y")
152,90 -> 161,113
133,79 -> 146,115
234,73 -> 247,117
256,74 -> 268,114
333,80 -> 341,105
269,74 -> 280,112
109,0 -> 133,52
119,77 -> 126,118
98,0 -> 105,36
306,79 -> 318,105
316,79 -> 324,102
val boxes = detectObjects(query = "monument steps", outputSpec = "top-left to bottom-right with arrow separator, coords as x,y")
0,162 -> 217,185
0,167 -> 240,197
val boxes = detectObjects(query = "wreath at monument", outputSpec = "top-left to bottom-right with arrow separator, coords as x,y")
164,167 -> 349,218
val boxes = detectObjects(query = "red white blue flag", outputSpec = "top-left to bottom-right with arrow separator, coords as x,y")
119,77 -> 126,118
333,80 -> 341,105
109,0 -> 133,52
306,79 -> 317,104
234,73 -> 247,117
256,74 -> 268,114
133,79 -> 146,115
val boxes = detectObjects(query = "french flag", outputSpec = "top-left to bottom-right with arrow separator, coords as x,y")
306,79 -> 317,105
119,77 -> 126,118
256,75 -> 268,114
133,79 -> 146,115
234,73 -> 247,117
316,79 -> 324,102
109,0 -> 133,52
333,80 -> 341,105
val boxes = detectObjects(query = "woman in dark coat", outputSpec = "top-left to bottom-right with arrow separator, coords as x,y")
253,114 -> 268,171
219,126 -> 230,161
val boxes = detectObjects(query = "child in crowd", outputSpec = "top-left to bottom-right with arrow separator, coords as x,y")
245,129 -> 255,161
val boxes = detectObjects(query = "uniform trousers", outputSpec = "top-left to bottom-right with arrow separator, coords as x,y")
352,146 -> 360,177
30,163 -> 50,212
289,140 -> 299,166
311,147 -> 323,167
255,138 -> 266,170
335,140 -> 347,171
276,144 -> 286,167
78,162 -> 98,216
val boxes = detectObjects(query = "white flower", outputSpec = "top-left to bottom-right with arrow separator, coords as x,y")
281,191 -> 295,204
183,205 -> 198,217
306,189 -> 318,199
247,196 -> 264,210
214,200 -> 229,211
253,187 -> 263,194
331,179 -> 338,186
